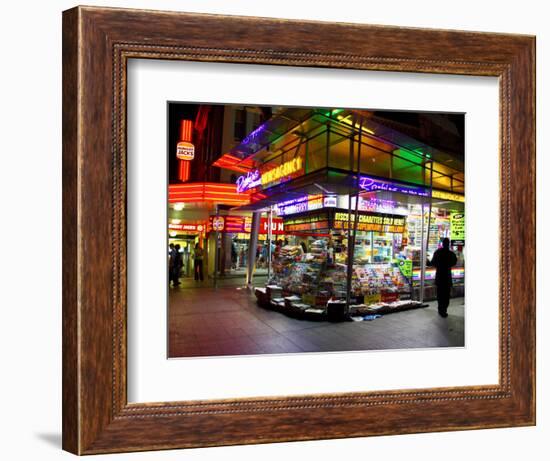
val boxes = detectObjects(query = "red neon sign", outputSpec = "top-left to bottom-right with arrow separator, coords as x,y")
260,217 -> 285,235
206,216 -> 285,234
168,223 -> 205,232
177,120 -> 194,181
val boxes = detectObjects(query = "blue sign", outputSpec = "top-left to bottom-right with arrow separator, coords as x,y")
359,175 -> 429,197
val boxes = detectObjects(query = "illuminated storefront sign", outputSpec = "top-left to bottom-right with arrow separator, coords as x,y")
432,190 -> 465,202
338,196 -> 408,215
261,157 -> 303,188
168,223 -> 205,232
235,157 -> 304,193
283,211 -> 331,233
394,259 -> 413,277
276,195 -> 320,216
359,175 -> 429,197
359,175 -> 464,203
176,120 -> 195,181
358,197 -> 407,215
323,196 -> 337,208
275,195 -> 337,216
413,267 -> 464,281
282,209 -> 405,233
276,196 -> 309,215
211,216 -> 225,232
450,213 -> 465,241
236,170 -> 261,192
333,211 -> 406,233
176,141 -> 195,160
260,217 -> 285,235
208,216 -> 284,234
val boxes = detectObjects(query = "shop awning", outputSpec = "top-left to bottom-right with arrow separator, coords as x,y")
214,107 -> 464,178
233,168 -> 464,212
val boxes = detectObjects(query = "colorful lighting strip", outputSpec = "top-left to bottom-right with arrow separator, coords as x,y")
212,153 -> 256,173
178,160 -> 191,182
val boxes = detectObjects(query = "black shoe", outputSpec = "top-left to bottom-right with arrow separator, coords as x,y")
438,311 -> 448,318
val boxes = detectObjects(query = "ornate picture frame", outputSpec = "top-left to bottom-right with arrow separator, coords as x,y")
62,6 -> 535,454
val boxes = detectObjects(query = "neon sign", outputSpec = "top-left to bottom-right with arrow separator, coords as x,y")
261,157 -> 303,187
242,124 -> 265,145
260,217 -> 285,235
323,196 -> 337,208
176,120 -> 194,181
276,195 -> 314,216
334,211 -> 406,234
168,223 -> 205,232
359,175 -> 429,197
236,170 -> 261,193
432,189 -> 465,202
211,216 -> 225,232
176,141 -> 195,160
275,194 -> 336,216
236,157 -> 304,193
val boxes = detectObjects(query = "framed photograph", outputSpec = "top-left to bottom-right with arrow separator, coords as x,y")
62,6 -> 535,455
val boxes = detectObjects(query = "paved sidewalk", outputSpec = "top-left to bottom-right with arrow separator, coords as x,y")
168,285 -> 465,358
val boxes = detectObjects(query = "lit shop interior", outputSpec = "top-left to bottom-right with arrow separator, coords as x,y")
170,107 -> 465,320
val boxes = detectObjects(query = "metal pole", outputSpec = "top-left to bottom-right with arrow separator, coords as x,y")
419,160 -> 434,303
267,206 -> 273,280
246,211 -> 261,288
213,205 -> 219,290
345,116 -> 356,311
350,120 -> 363,306
425,161 -> 435,251
423,161 -> 435,301
326,121 -> 330,167
420,202 -> 425,303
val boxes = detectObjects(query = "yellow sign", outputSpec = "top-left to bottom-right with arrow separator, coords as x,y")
334,212 -> 405,227
450,213 -> 465,240
363,293 -> 381,305
432,189 -> 465,202
261,157 -> 303,187
176,141 -> 195,160
334,211 -> 406,233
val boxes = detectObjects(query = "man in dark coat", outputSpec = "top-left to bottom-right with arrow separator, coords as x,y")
172,244 -> 182,286
428,238 -> 457,318
168,243 -> 177,287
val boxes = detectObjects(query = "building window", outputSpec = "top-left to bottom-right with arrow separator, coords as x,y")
234,109 -> 246,141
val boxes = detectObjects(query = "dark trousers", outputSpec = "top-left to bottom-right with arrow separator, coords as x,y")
436,283 -> 451,314
194,259 -> 204,281
170,266 -> 180,286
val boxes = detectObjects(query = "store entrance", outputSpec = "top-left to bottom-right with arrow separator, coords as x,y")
168,234 -> 202,285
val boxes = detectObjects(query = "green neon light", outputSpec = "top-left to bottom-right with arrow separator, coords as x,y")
414,148 -> 431,159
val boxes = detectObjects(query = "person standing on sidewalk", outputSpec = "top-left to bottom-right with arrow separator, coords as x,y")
428,237 -> 457,318
172,244 -> 182,287
168,243 -> 177,287
194,243 -> 204,281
